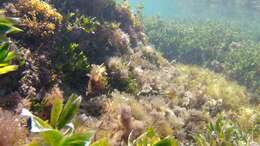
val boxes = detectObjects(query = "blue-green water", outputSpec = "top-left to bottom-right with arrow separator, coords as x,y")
128,0 -> 260,23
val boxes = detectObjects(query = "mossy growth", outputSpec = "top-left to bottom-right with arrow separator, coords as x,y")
106,57 -> 141,94
109,73 -> 140,94
141,45 -> 169,67
235,106 -> 260,141
173,64 -> 250,110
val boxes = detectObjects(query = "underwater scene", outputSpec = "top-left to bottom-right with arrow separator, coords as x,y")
0,0 -> 259,145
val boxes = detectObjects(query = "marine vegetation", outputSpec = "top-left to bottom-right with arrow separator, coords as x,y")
145,17 -> 260,99
0,0 -> 259,146
0,15 -> 21,75
0,108 -> 27,146
23,93 -> 93,146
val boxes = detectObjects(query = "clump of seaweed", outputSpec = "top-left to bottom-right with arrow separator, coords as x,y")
88,23 -> 134,62
87,64 -> 108,96
38,86 -> 64,119
107,57 -> 129,81
109,104 -> 145,146
53,0 -> 146,48
85,91 -> 209,144
0,92 -> 23,110
18,48 -> 54,99
18,49 -> 40,98
110,27 -> 131,53
235,106 -> 260,141
0,108 -> 27,146
113,2 -> 146,47
43,86 -> 64,105
106,57 -> 140,94
141,45 -> 169,67
5,0 -> 63,37
0,92 -> 32,113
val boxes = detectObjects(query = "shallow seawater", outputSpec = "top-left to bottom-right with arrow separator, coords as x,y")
126,0 -> 260,98
128,0 -> 260,24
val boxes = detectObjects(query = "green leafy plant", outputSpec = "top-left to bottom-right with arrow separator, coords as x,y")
193,116 -> 255,146
53,13 -> 97,91
90,129 -> 179,146
27,130 -> 92,146
0,15 -> 21,75
56,43 -> 89,74
0,17 -> 21,41
0,43 -> 18,75
129,129 -> 179,146
66,13 -> 100,34
23,94 -> 93,146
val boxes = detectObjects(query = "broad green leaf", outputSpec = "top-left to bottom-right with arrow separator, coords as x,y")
59,132 -> 93,146
0,22 -> 22,34
0,22 -> 13,34
0,16 -> 10,23
0,43 -> 9,62
8,25 -> 22,33
50,97 -> 64,127
0,65 -> 18,75
0,63 -> 8,67
57,95 -> 82,129
33,115 -> 52,128
3,51 -> 15,63
40,130 -> 64,146
30,115 -> 52,132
